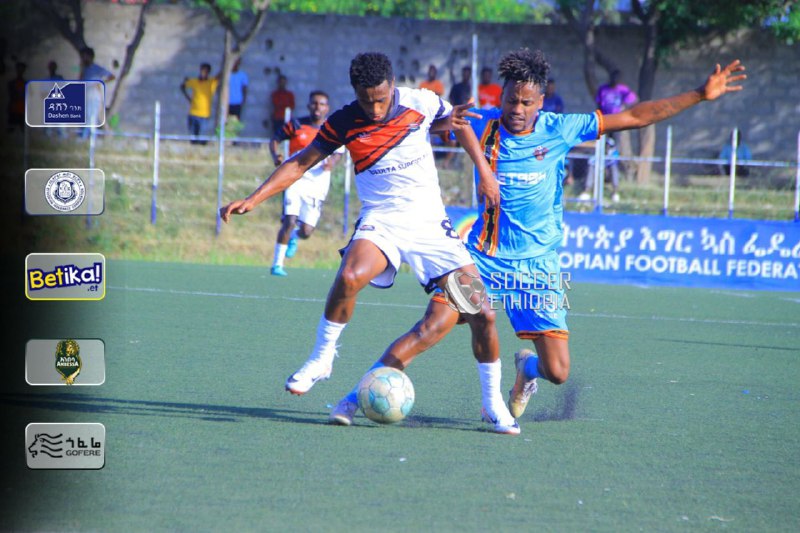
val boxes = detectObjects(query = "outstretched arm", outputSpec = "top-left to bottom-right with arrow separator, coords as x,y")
431,100 -> 500,209
603,60 -> 746,133
220,144 -> 328,222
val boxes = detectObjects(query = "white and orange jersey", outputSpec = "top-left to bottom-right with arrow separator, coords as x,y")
313,87 -> 452,219
277,116 -> 342,200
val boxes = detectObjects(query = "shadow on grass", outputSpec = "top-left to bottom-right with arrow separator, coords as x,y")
1,392 -> 483,433
655,338 -> 798,352
0,392 -> 328,426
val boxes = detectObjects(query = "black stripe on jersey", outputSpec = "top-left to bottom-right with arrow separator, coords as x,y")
483,119 -> 501,164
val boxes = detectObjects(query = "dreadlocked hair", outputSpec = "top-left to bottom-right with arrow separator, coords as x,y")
349,52 -> 394,89
497,48 -> 550,92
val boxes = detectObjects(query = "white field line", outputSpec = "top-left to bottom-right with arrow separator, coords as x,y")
109,285 -> 800,329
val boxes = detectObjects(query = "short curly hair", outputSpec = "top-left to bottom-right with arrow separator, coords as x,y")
497,48 -> 550,92
349,52 -> 394,89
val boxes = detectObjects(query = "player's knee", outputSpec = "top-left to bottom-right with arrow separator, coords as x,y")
545,360 -> 570,385
465,304 -> 495,329
416,317 -> 450,346
298,227 -> 313,239
337,266 -> 369,294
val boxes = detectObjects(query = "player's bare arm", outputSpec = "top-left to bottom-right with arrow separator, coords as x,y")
603,60 -> 746,133
180,78 -> 191,103
220,144 -> 327,222
431,99 -> 500,208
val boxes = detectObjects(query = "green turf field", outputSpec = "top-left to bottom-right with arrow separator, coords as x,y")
2,261 -> 799,532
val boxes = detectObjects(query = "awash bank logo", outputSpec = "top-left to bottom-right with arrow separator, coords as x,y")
26,253 -> 105,301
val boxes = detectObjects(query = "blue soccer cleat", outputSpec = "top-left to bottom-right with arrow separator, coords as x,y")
285,236 -> 299,258
271,265 -> 288,277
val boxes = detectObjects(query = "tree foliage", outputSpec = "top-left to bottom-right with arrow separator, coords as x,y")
270,0 -> 552,23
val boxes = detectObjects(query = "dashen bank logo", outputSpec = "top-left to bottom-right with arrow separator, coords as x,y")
25,253 -> 106,301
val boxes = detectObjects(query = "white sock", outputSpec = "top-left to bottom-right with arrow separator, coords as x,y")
477,361 -> 514,424
273,243 -> 288,267
309,315 -> 347,366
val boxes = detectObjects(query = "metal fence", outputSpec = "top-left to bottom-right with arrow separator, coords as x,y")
28,100 -> 800,235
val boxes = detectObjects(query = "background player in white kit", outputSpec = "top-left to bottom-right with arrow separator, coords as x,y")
220,52 -> 521,434
268,91 -> 343,276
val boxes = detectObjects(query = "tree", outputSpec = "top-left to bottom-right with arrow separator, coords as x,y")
557,0 -> 800,183
270,0 -> 551,23
199,0 -> 271,132
32,0 -> 151,127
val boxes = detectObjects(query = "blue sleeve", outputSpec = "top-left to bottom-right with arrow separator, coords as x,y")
558,112 -> 600,147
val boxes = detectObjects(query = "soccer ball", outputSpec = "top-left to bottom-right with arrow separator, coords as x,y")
356,367 -> 415,424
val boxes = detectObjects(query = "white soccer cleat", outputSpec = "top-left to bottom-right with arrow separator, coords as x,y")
285,359 -> 332,395
481,407 -> 521,436
328,397 -> 358,426
508,348 -> 539,418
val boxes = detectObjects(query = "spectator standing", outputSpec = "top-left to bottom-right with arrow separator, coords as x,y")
270,74 -> 295,138
719,130 -> 752,176
477,67 -> 502,109
596,69 -> 637,178
228,58 -> 249,121
448,65 -> 472,105
6,61 -> 26,133
180,62 -> 219,145
79,47 -> 115,138
419,64 -> 444,97
542,78 -> 564,113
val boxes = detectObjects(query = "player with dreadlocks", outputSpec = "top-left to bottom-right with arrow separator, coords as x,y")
330,48 -> 746,431
221,52 -> 527,434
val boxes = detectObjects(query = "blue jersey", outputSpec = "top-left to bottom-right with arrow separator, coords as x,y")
467,108 -> 602,259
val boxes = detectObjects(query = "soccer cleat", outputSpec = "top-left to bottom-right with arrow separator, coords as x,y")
611,192 -> 620,203
577,191 -> 592,201
271,265 -> 288,277
481,407 -> 521,436
285,236 -> 299,258
285,359 -> 332,395
329,398 -> 358,426
508,348 -> 539,418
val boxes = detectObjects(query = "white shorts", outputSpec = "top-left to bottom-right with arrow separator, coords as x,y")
343,211 -> 474,291
283,187 -> 324,228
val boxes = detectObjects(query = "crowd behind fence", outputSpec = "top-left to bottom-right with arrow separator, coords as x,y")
24,101 -> 800,233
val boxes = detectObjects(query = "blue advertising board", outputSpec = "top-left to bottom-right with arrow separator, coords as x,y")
446,207 -> 800,292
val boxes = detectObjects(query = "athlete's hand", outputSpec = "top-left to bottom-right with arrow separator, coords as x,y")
450,98 -> 481,130
700,60 -> 746,101
476,169 -> 500,209
219,199 -> 253,223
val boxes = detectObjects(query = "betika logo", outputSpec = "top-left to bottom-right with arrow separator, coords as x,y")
25,253 -> 106,301
28,262 -> 102,290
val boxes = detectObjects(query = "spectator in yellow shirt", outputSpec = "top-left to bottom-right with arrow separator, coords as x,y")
181,63 -> 219,145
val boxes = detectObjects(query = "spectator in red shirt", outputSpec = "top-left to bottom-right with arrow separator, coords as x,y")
478,67 -> 502,109
270,74 -> 295,138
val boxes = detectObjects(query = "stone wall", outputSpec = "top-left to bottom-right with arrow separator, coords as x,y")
15,3 -> 800,162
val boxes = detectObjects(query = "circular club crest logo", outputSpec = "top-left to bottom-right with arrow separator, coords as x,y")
45,171 -> 86,212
